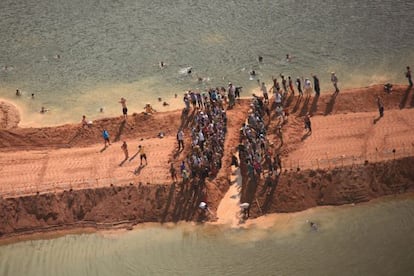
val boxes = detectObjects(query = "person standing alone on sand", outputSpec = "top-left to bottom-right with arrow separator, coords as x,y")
102,129 -> 111,147
121,141 -> 128,160
119,97 -> 128,120
138,145 -> 147,166
331,72 -> 339,93
406,66 -> 413,87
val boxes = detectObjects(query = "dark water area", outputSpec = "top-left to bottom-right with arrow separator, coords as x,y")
0,0 -> 413,125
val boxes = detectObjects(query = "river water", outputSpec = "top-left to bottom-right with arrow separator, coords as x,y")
0,0 -> 413,126
1,196 -> 413,276
0,2 -> 413,274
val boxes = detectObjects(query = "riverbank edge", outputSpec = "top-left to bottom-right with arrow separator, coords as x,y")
1,156 -> 413,243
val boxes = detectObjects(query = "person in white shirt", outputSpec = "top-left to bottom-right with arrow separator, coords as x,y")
304,78 -> 312,97
177,129 -> 184,151
331,72 -> 339,93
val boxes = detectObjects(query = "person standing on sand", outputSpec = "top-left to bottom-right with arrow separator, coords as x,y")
102,129 -> 111,147
138,145 -> 147,166
177,129 -> 184,151
406,66 -> 413,87
304,78 -> 312,97
260,82 -> 269,103
81,115 -> 88,128
296,77 -> 303,96
119,97 -> 128,120
313,75 -> 320,96
121,141 -> 128,160
377,96 -> 384,117
288,76 -> 295,95
331,72 -> 339,93
280,74 -> 287,95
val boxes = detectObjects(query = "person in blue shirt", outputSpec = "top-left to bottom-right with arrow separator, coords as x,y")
102,129 -> 111,147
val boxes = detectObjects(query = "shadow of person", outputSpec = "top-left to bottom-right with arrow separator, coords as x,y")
119,159 -> 127,166
292,96 -> 302,114
114,120 -> 126,142
301,131 -> 312,141
134,165 -> 144,175
100,146 -> 108,153
399,86 -> 411,109
373,115 -> 382,124
129,151 -> 139,162
324,93 -> 338,115
309,95 -> 319,115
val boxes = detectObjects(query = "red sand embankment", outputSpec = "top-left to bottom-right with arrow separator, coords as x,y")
0,84 -> 413,240
1,157 -> 413,239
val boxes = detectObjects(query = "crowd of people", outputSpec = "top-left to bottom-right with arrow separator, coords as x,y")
179,87 -> 229,183
239,95 -> 281,183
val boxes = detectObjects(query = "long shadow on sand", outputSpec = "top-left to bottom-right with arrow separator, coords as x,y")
299,96 -> 311,116
114,120 -> 126,142
291,96 -> 303,114
309,95 -> 320,115
399,86 -> 412,109
324,92 -> 338,115
170,179 -> 204,222
161,182 -> 176,223
261,174 -> 280,214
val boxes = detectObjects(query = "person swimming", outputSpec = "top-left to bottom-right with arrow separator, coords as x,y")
249,70 -> 256,76
258,56 -> 263,62
309,221 -> 318,231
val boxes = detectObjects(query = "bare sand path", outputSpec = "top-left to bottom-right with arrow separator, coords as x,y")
0,136 -> 175,197
284,108 -> 414,170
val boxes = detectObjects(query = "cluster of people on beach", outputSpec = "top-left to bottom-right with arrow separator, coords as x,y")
179,90 -> 228,182
182,83 -> 242,113
239,95 -> 281,188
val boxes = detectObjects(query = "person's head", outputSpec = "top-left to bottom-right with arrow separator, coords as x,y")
82,115 -> 86,119
138,145 -> 142,148
408,66 -> 411,70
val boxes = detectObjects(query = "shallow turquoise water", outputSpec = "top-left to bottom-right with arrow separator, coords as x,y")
1,196 -> 414,276
0,0 -> 413,125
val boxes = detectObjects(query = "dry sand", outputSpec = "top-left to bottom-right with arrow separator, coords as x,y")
0,84 -> 414,239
